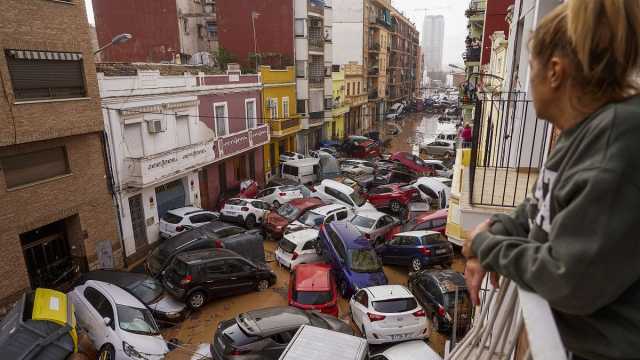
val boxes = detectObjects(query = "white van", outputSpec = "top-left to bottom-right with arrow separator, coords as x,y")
281,158 -> 320,184
279,325 -> 368,360
314,179 -> 376,212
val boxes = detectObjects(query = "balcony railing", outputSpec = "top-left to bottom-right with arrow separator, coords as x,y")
469,92 -> 554,207
308,112 -> 324,126
448,278 -> 567,360
465,0 -> 487,18
270,117 -> 301,137
464,47 -> 481,62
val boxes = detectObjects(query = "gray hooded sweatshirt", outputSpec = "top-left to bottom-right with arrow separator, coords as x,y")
472,95 -> 640,360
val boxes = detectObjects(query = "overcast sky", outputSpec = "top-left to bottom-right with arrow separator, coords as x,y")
84,0 -> 469,68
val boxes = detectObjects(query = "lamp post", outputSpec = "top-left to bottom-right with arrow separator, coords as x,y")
251,11 -> 260,73
94,33 -> 132,55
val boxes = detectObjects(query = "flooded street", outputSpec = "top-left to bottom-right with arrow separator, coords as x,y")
164,112 -> 467,359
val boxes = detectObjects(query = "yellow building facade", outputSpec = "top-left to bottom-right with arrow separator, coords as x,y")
331,66 -> 349,140
260,66 -> 301,179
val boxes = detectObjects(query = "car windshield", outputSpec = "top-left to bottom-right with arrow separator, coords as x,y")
349,249 -> 382,273
162,213 -> 182,224
117,305 -> 160,336
279,238 -> 298,253
372,298 -> 418,313
297,211 -> 325,226
280,185 -> 298,192
350,191 -> 366,207
444,291 -> 470,309
130,278 -> 164,304
277,203 -> 301,221
226,199 -> 247,206
352,215 -> 375,229
294,290 -> 333,305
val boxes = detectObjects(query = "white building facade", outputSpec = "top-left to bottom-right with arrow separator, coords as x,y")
422,15 -> 444,73
98,67 -> 217,260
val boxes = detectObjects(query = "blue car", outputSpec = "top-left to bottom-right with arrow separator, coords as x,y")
376,231 -> 453,272
316,221 -> 388,297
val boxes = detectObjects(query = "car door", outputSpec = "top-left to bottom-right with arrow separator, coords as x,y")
263,329 -> 298,359
188,212 -> 218,228
225,259 -> 257,294
383,236 -> 402,264
376,215 -> 396,240
250,200 -> 270,222
257,188 -> 276,204
350,290 -> 369,328
371,216 -> 389,241
398,235 -> 419,265
202,260 -> 232,296
79,286 -> 117,348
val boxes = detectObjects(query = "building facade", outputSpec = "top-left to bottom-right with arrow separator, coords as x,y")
388,7 -> 420,106
422,15 -> 445,73
260,65 -> 301,180
92,0 -> 218,64
331,66 -> 349,140
344,63 -> 368,135
0,0 -> 120,310
98,64 -> 218,261
365,0 -> 392,129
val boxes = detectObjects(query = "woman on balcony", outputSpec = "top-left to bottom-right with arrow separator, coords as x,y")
463,1 -> 640,360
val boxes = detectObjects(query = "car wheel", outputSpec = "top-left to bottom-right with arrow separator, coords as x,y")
98,343 -> 115,360
257,279 -> 270,291
245,214 -> 257,229
187,291 -> 207,310
389,200 -> 402,213
411,257 -> 423,272
273,200 -> 281,208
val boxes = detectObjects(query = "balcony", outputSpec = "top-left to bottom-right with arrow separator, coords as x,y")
464,46 -> 481,63
368,42 -> 381,52
214,124 -> 270,161
270,116 -> 301,138
308,0 -> 325,15
465,0 -> 486,21
367,67 -> 379,76
308,112 -> 324,127
368,90 -> 379,100
125,139 -> 216,188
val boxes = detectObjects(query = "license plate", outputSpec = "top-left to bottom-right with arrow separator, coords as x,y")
436,249 -> 448,255
390,333 -> 410,340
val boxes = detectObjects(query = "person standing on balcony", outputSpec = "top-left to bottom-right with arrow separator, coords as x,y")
461,124 -> 472,148
462,1 -> 640,360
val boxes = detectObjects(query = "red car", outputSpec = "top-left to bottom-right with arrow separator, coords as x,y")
366,184 -> 420,213
389,151 -> 435,176
288,263 -> 339,317
263,197 -> 324,239
385,208 -> 449,241
342,136 -> 381,159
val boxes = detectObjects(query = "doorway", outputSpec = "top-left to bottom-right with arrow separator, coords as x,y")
155,179 -> 187,219
128,194 -> 148,251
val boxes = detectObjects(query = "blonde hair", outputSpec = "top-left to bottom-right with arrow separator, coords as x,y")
531,0 -> 640,101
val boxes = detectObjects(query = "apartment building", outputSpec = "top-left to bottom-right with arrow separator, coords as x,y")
92,0 -> 218,64
0,0 -> 120,310
331,66 -> 349,140
344,63 -> 368,135
388,7 -> 420,107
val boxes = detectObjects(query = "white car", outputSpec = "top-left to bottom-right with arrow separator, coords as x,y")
280,151 -> 305,163
349,285 -> 428,345
256,185 -> 304,207
340,159 -> 376,176
159,207 -> 219,239
314,179 -> 376,212
370,340 -> 442,360
274,229 -> 322,269
412,177 -> 450,209
287,204 -> 352,233
423,160 -> 453,179
310,147 -> 338,158
220,198 -> 272,228
351,211 -> 399,245
69,280 -> 169,360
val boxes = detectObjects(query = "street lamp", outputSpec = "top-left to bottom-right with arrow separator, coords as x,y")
94,33 -> 132,55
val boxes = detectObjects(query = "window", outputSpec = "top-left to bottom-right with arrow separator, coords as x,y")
357,82 -> 360,94
176,115 -> 190,147
189,213 -> 217,224
296,99 -> 306,114
324,98 -> 332,110
1,147 -> 70,189
301,241 -> 316,251
295,19 -> 306,37
347,83 -> 351,96
245,99 -> 257,128
213,103 -> 228,136
206,21 -> 218,40
282,97 -> 290,118
213,226 -> 245,238
6,50 -> 86,101
206,261 -> 226,275
355,290 -> 368,306
269,98 -> 278,120
295,60 -> 306,78
327,227 -> 347,261
226,259 -> 252,273
83,287 -> 114,329
183,18 -> 189,34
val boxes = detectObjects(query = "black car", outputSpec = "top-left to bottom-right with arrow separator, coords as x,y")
162,249 -> 277,310
407,270 -> 472,336
75,270 -> 187,325
145,221 -> 264,277
211,306 -> 352,360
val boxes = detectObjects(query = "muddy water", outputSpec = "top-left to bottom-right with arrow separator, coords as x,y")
163,113 -> 467,359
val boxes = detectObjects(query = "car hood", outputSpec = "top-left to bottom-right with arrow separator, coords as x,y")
314,313 -> 353,335
348,270 -> 388,290
266,213 -> 289,227
148,293 -> 186,315
356,202 -> 376,211
122,332 -> 169,359
353,225 -> 373,235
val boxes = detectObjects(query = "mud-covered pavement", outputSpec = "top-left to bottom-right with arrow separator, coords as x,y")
163,112 -> 466,359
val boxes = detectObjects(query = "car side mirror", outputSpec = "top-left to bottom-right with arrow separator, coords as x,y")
103,317 -> 111,326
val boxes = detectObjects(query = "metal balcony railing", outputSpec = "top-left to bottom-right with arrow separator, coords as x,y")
469,92 -> 554,207
464,47 -> 482,62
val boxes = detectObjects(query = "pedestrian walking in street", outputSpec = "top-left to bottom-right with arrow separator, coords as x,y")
463,1 -> 640,360
461,124 -> 472,148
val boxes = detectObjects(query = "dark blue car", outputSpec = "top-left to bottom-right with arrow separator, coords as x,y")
316,221 -> 388,297
376,231 -> 453,272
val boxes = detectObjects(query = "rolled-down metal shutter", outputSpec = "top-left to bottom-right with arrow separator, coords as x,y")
155,179 -> 187,219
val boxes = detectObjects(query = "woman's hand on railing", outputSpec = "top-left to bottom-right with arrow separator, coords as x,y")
464,220 -> 501,305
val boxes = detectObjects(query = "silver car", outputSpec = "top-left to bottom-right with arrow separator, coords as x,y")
421,140 -> 455,159
351,210 -> 399,246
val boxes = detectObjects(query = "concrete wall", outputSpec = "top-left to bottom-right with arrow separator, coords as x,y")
92,0 -> 180,62
332,0 -> 364,65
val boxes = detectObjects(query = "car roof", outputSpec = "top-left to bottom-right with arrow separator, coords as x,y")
175,248 -> 239,263
416,209 -> 448,222
395,230 -> 441,237
423,159 -> 444,165
311,204 -> 348,215
381,341 -> 440,359
320,179 -> 355,194
84,280 -> 145,308
420,270 -> 467,293
288,197 -> 323,208
330,222 -> 370,249
81,270 -> 150,288
283,158 -> 319,166
366,285 -> 413,301
284,229 -> 319,243
238,306 -> 310,336
295,263 -> 332,291
354,210 -> 386,220
167,206 -> 205,217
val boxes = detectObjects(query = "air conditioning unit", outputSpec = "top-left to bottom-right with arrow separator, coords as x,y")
147,119 -> 166,133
